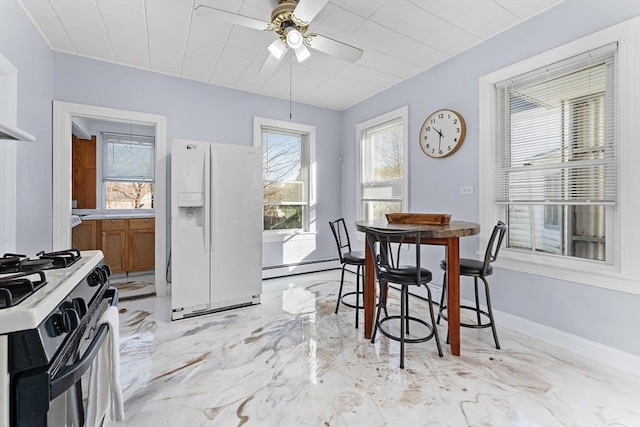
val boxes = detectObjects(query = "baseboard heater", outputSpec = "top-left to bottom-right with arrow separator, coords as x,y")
262,257 -> 340,279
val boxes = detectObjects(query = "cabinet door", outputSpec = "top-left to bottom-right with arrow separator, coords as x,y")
129,218 -> 155,271
72,220 -> 97,250
101,220 -> 127,273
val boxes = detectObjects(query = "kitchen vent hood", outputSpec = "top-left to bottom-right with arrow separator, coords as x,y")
0,120 -> 35,142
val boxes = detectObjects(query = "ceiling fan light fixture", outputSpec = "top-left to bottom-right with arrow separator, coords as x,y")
268,38 -> 286,59
295,44 -> 311,62
285,27 -> 303,49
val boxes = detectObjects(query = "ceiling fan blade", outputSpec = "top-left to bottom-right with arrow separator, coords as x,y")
194,4 -> 270,31
292,0 -> 329,24
307,34 -> 363,63
259,51 -> 286,76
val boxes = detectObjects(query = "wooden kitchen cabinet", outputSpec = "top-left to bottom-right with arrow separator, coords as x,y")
72,217 -> 155,274
72,220 -> 97,251
128,218 -> 155,271
101,219 -> 127,273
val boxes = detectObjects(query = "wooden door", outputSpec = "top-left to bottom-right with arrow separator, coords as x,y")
101,219 -> 127,273
72,135 -> 97,209
129,218 -> 155,271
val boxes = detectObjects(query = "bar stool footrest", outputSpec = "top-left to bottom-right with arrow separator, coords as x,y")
439,305 -> 494,329
340,291 -> 363,310
377,315 -> 436,344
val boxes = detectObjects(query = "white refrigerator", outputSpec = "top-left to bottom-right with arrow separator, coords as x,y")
171,139 -> 262,320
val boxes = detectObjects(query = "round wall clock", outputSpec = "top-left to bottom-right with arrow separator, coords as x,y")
419,109 -> 466,158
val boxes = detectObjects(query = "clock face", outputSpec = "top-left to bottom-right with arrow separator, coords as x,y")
419,109 -> 466,158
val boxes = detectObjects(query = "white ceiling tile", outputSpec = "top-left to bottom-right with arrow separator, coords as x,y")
181,21 -> 232,81
48,0 -> 114,61
210,46 -> 257,86
20,0 -> 76,53
401,11 -> 479,55
370,1 -> 424,29
337,63 -> 402,89
145,0 -> 193,75
22,0 -> 565,110
496,0 -> 561,19
96,0 -> 149,68
356,48 -> 423,80
312,3 -> 367,37
337,0 -> 388,19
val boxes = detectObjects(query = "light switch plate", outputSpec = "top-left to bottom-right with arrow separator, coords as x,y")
459,186 -> 474,195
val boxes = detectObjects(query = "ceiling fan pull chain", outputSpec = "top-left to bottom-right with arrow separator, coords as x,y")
289,51 -> 293,120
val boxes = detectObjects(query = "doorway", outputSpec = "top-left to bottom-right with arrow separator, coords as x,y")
52,101 -> 168,295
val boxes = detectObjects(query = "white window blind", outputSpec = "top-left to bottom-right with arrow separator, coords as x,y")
103,132 -> 155,182
362,118 -> 404,204
495,43 -> 617,205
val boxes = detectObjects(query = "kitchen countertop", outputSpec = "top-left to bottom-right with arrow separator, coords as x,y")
72,209 -> 155,220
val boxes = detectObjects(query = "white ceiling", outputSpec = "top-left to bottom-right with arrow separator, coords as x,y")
20,0 -> 562,111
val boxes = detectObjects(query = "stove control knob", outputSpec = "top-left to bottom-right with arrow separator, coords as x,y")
72,298 -> 87,318
87,271 -> 100,287
97,268 -> 108,285
55,309 -> 80,334
101,264 -> 112,278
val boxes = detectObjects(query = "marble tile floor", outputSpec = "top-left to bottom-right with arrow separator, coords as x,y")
106,270 -> 640,427
110,273 -> 156,301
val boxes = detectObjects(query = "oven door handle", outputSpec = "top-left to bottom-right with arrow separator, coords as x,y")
50,287 -> 119,400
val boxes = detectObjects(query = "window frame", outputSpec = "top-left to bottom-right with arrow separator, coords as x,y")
99,131 -> 156,209
479,17 -> 640,294
253,116 -> 316,243
356,106 -> 409,226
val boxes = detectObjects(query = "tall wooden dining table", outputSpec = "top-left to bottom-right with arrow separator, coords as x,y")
355,220 -> 480,356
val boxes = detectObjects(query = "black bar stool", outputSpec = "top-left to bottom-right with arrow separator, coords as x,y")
329,218 -> 365,328
365,228 -> 443,368
437,221 -> 507,349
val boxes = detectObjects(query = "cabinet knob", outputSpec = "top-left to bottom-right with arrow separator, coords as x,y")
145,219 -> 149,222
111,219 -> 116,223
102,232 -> 106,236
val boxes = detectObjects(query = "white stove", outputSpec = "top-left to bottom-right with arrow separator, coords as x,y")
0,250 -> 118,427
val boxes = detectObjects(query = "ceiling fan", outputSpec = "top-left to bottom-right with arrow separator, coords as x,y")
194,0 -> 364,75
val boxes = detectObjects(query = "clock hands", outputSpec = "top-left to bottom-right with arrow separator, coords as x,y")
435,128 -> 444,152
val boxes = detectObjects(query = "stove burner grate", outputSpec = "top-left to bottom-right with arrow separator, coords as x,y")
0,271 -> 47,309
0,249 -> 81,274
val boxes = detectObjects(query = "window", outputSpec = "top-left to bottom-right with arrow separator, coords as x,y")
495,44 -> 616,262
479,17 -> 640,292
254,117 -> 316,239
357,106 -> 409,222
102,132 -> 155,209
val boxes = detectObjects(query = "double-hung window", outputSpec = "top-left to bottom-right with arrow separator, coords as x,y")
357,106 -> 409,222
254,117 -> 316,239
102,132 -> 155,209
480,17 -> 640,292
495,44 -> 616,261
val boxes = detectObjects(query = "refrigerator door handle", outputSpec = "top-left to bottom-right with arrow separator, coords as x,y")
204,145 -> 211,253
210,147 -> 216,252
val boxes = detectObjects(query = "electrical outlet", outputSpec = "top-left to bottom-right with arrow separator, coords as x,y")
459,186 -> 474,195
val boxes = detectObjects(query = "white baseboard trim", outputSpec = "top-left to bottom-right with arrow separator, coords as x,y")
262,259 -> 341,279
492,308 -> 640,378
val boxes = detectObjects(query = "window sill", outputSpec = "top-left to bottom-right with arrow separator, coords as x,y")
263,231 -> 316,243
495,249 -> 640,295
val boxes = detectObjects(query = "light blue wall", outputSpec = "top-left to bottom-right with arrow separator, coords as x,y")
341,0 -> 640,355
0,0 -> 54,254
51,52 -> 344,267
